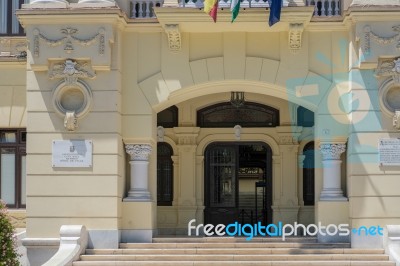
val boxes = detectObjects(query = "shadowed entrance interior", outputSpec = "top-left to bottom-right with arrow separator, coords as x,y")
204,142 -> 272,227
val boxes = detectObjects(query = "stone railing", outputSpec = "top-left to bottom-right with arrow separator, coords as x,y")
130,0 -> 342,18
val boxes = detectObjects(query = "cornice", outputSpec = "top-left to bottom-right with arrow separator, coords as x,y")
17,10 -> 126,28
348,10 -> 400,22
154,6 -> 315,32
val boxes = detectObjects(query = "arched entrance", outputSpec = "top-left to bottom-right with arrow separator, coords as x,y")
204,142 -> 273,226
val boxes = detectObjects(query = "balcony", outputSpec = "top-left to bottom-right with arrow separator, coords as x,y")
130,0 -> 342,19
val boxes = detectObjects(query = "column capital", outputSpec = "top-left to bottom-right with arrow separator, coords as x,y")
125,144 -> 152,161
319,143 -> 346,160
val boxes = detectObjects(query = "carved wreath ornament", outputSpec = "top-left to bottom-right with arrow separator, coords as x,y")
50,59 -> 96,132
33,27 -> 105,57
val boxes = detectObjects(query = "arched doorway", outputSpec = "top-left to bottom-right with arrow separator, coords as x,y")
204,142 -> 273,226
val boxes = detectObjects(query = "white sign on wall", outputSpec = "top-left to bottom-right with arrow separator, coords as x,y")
52,140 -> 92,168
379,138 -> 400,166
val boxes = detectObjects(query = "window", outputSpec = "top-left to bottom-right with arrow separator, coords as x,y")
0,129 -> 26,208
157,106 -> 178,128
157,143 -> 173,206
0,0 -> 25,36
197,102 -> 279,128
297,106 -> 314,127
303,142 -> 315,206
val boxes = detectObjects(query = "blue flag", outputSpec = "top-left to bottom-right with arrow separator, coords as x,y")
268,0 -> 282,27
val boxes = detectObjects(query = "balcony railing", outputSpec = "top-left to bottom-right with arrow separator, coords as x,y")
130,0 -> 342,19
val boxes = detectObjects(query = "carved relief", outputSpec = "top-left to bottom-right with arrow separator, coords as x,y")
165,24 -> 181,52
0,37 -> 27,57
50,59 -> 94,131
289,23 -> 304,54
49,59 -> 96,85
393,110 -> 400,130
64,111 -> 78,131
125,144 -> 152,161
363,25 -> 400,56
319,143 -> 346,160
33,27 -> 105,57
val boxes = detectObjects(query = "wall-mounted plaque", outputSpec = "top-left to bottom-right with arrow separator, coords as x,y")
379,138 -> 400,166
52,140 -> 92,168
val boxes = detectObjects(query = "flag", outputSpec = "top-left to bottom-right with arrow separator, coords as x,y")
268,0 -> 282,27
230,0 -> 240,22
204,0 -> 218,23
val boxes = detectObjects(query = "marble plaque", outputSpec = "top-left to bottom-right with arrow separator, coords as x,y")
379,138 -> 400,166
52,140 -> 92,167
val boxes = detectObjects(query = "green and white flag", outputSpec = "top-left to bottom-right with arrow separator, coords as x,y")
230,0 -> 240,22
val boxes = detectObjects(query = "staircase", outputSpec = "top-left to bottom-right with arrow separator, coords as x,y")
73,237 -> 395,266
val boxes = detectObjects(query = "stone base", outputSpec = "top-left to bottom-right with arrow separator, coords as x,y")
316,201 -> 350,243
320,188 -> 347,201
287,0 -> 306,6
87,229 -> 120,249
124,189 -> 152,202
121,229 -> 154,243
122,201 -> 155,242
272,205 -> 300,224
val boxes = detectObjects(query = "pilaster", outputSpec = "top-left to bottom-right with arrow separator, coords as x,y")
173,127 -> 200,228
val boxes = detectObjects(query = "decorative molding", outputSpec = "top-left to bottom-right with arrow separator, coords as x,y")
319,143 -> 346,160
33,27 -> 105,57
363,25 -> 400,56
288,23 -> 304,54
164,24 -> 181,52
125,144 -> 152,161
157,126 -> 165,142
49,59 -> 96,85
278,135 -> 299,145
52,79 -> 93,131
234,125 -> 242,140
0,37 -> 27,57
378,78 -> 400,118
393,110 -> 400,130
64,111 -> 78,131
298,154 -> 306,168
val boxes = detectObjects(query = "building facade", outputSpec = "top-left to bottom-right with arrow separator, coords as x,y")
1,0 -> 400,264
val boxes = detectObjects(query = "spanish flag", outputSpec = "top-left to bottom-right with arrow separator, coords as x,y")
204,0 -> 218,22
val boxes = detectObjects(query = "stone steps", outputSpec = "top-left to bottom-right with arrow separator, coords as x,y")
85,248 -> 385,255
72,238 -> 395,266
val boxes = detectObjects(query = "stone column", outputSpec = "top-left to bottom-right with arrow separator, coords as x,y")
319,143 -> 347,201
124,144 -> 152,202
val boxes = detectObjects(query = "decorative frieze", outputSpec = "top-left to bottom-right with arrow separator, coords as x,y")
289,23 -> 304,54
33,27 -> 105,57
319,143 -> 346,160
363,25 -> 400,56
165,24 -> 181,52
125,144 -> 152,161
